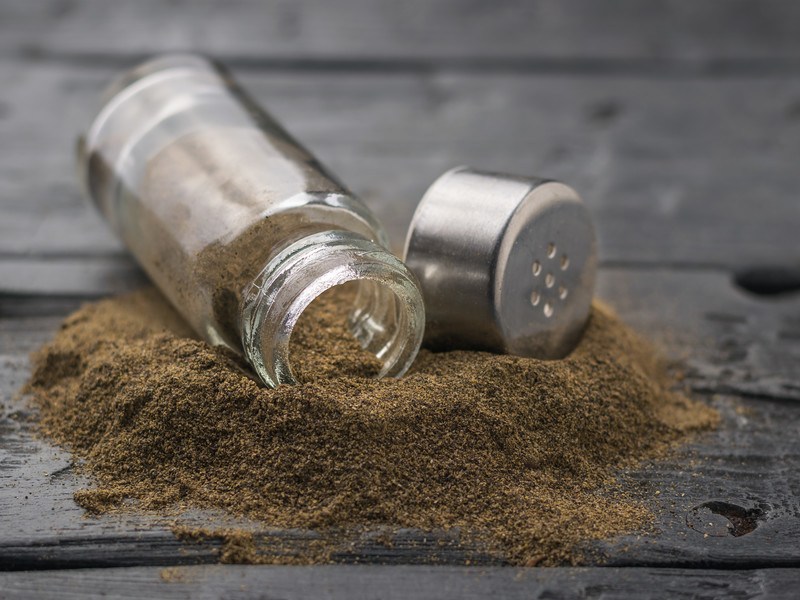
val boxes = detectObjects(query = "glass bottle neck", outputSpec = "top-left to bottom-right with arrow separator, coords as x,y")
240,230 -> 425,388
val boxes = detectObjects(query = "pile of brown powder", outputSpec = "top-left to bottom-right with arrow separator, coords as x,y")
25,286 -> 718,565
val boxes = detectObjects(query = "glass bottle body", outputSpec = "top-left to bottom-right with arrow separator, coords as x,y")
80,55 -> 424,387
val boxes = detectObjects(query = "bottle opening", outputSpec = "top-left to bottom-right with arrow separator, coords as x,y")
241,230 -> 425,388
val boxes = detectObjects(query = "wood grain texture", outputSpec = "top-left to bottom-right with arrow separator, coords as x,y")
0,258 -> 145,298
3,565 -> 800,600
4,0 -> 800,66
1,60 -> 799,272
2,268 -> 799,570
1,0 -> 799,587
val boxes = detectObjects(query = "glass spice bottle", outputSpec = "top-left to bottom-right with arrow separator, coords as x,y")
78,54 -> 425,387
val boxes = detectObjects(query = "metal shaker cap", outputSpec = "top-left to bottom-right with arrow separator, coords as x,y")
403,166 -> 597,359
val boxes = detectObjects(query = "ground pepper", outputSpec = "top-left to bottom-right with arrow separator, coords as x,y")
25,286 -> 718,565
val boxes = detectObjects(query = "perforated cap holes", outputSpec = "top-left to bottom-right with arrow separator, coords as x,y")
532,246 -> 571,317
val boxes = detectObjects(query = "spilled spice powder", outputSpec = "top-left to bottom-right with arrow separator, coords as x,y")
25,286 -> 718,565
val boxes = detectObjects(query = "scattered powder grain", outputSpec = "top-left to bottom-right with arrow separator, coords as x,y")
25,286 -> 718,565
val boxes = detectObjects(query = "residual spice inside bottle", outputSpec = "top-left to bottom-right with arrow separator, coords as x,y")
79,54 -> 425,387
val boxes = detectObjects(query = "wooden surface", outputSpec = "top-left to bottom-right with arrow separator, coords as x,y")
2,565 -> 800,600
2,0 -> 800,597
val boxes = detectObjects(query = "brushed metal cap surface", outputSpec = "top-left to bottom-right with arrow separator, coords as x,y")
403,166 -> 597,359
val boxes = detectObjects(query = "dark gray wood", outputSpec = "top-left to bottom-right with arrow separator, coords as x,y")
599,268 -> 800,401
1,60 -> 800,272
4,0 -> 800,65
3,565 -> 800,600
2,268 -> 799,570
2,0 -> 800,588
0,257 -> 145,299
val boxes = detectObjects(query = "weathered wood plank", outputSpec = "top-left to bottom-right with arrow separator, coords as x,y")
0,258 -> 144,299
599,268 -> 800,401
0,0 -> 796,586
4,0 -> 800,64
1,267 -> 799,569
1,60 -> 799,272
3,565 -> 800,600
